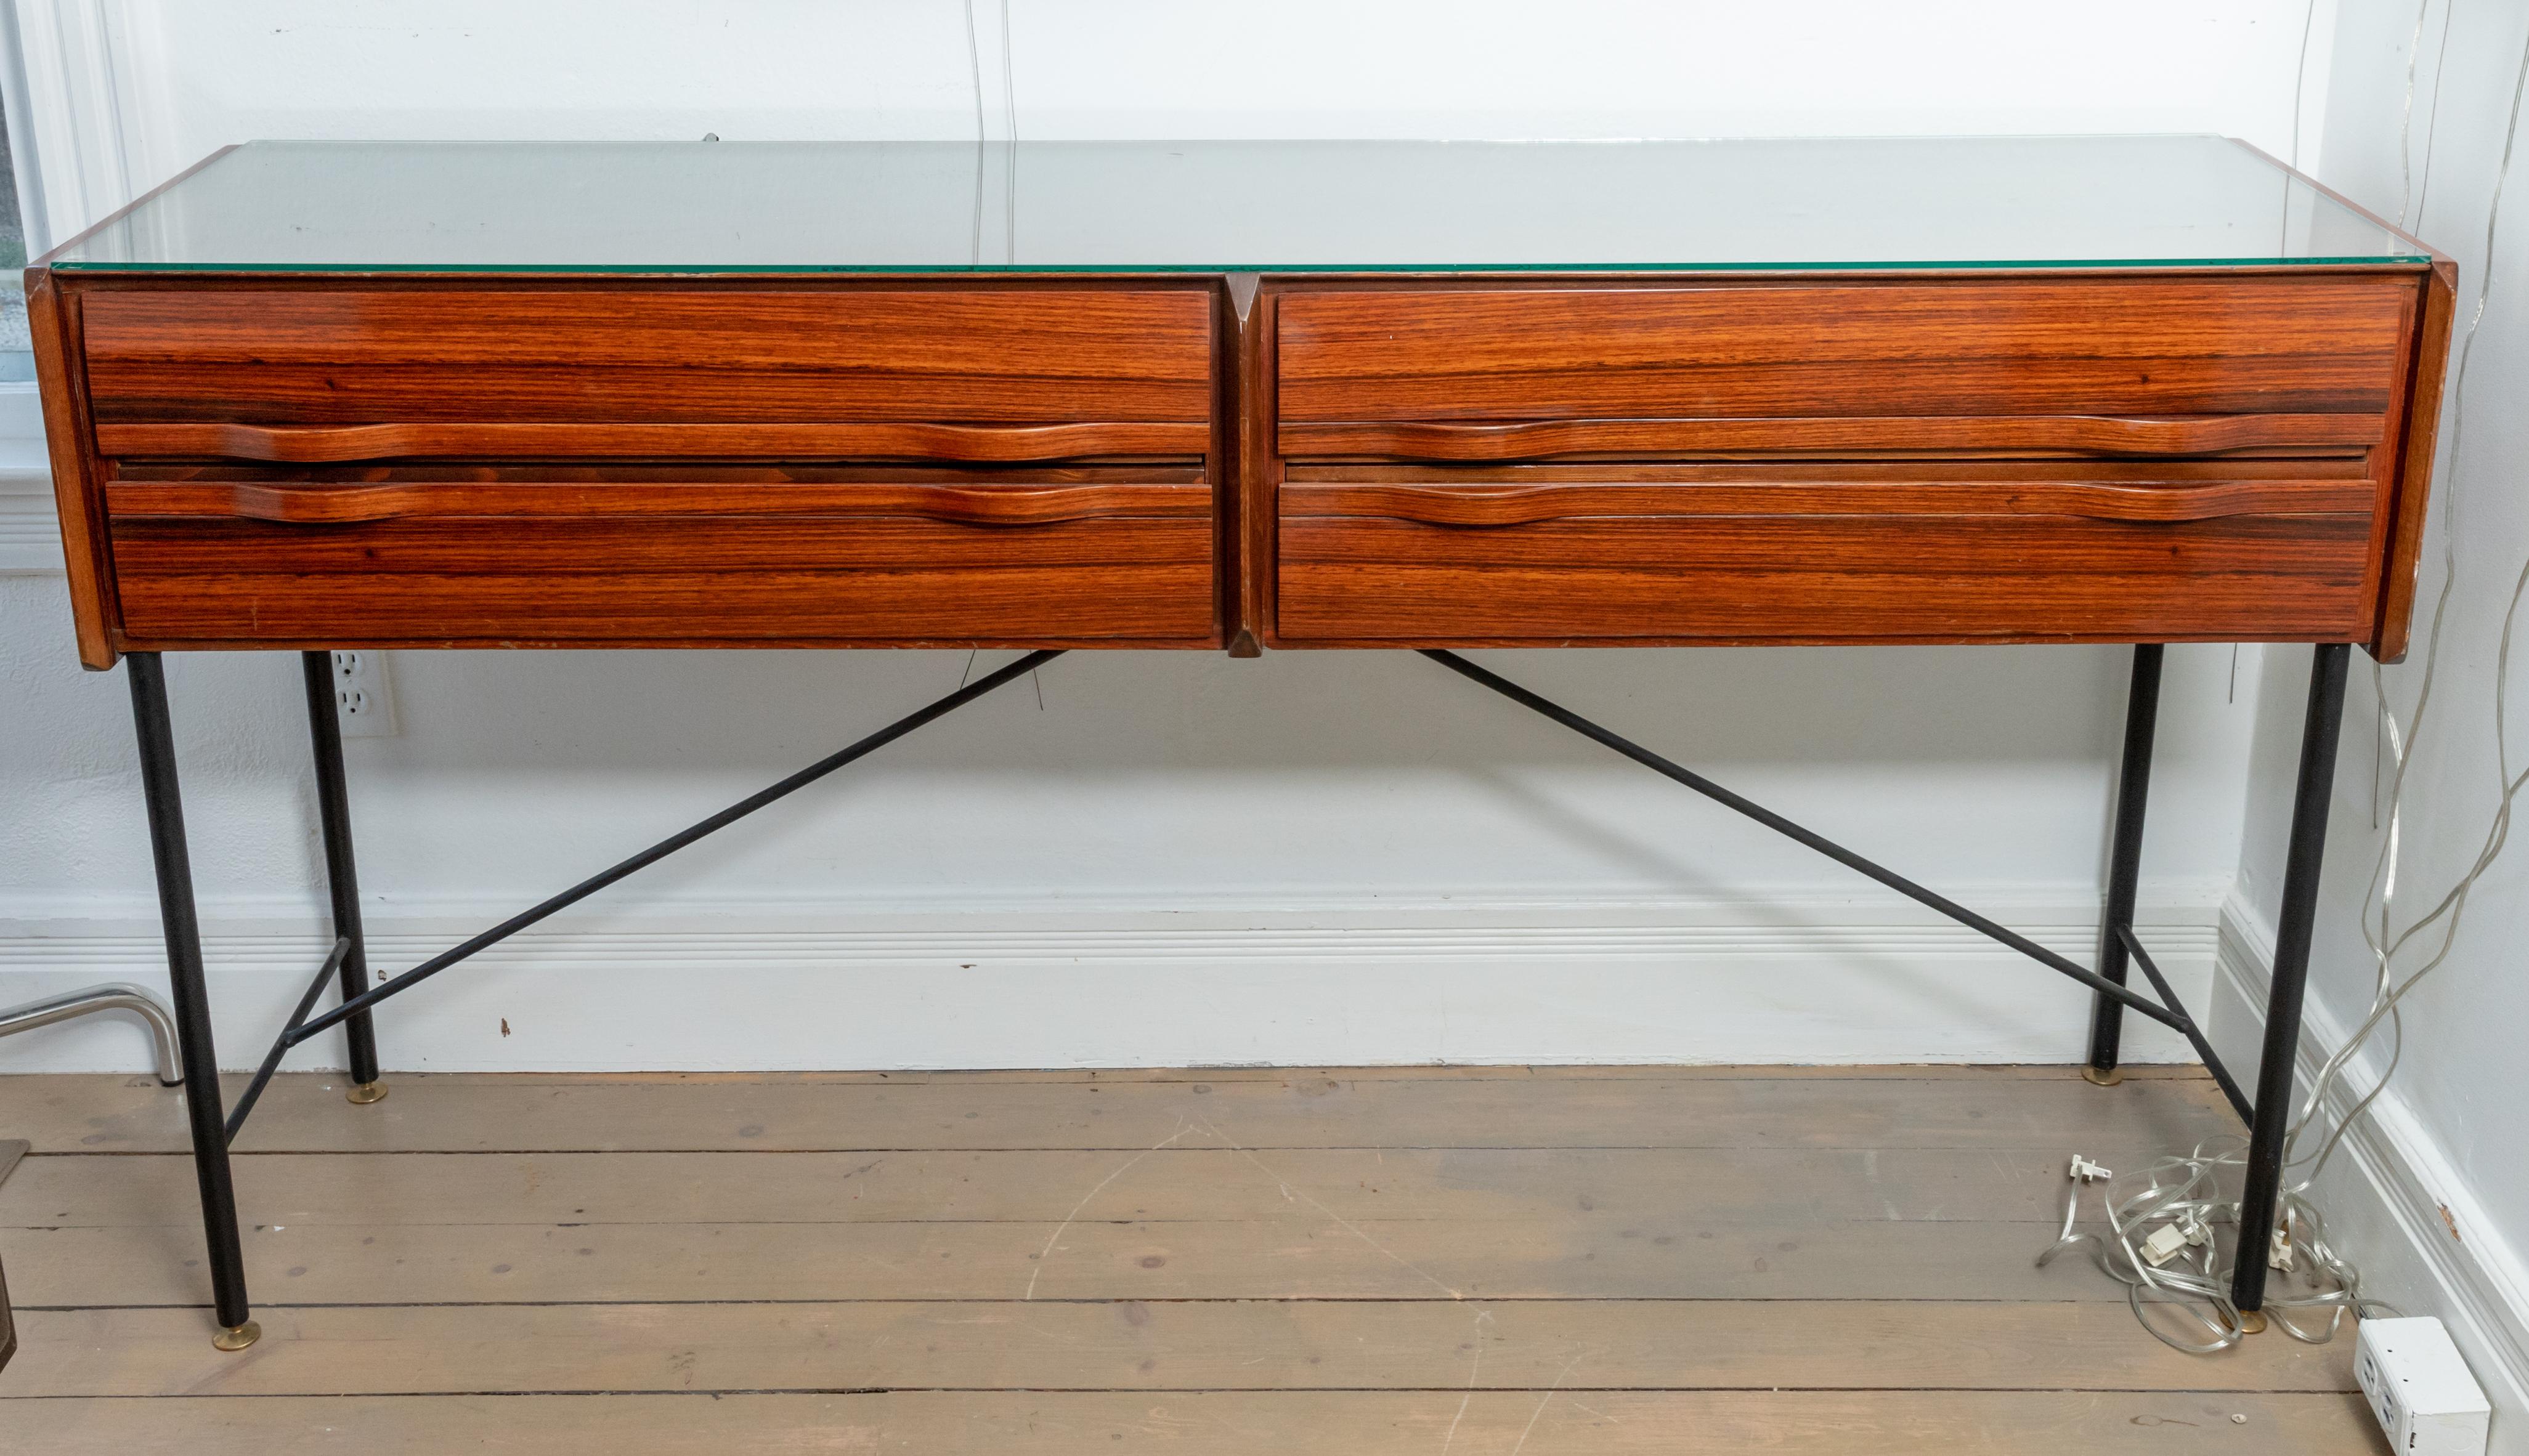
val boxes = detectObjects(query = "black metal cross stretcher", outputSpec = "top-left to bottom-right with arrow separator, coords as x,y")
122,641 -> 2347,1349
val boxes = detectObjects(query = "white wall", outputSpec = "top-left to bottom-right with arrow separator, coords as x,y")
2210,0 -> 2529,1441
0,0 -> 2331,1074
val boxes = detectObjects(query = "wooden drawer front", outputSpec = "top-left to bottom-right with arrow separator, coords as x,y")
1272,276 -> 2418,645
81,287 -> 1213,464
1277,278 -> 2414,459
1276,467 -> 2377,646
108,475 -> 1216,648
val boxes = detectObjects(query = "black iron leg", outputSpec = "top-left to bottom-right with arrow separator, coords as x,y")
2232,642 -> 2351,1319
127,653 -> 259,1351
2084,644 -> 2165,1083
301,652 -> 384,1103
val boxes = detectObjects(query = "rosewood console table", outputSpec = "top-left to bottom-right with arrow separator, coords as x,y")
25,137 -> 2454,1349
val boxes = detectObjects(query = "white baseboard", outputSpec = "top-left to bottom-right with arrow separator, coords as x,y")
0,885 -> 2217,1074
0,482 -> 60,573
0,411 -> 57,573
2214,894 -> 2529,1454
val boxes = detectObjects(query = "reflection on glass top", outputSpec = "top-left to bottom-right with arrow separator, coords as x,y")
43,135 -> 2427,274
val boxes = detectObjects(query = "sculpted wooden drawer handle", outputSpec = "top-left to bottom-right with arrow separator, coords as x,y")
94,419 -> 1211,464
116,481 -> 1204,527
1277,414 -> 2384,462
1285,480 -> 2376,526
203,482 -> 427,523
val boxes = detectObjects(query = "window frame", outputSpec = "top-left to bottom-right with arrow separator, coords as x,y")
0,1 -> 57,572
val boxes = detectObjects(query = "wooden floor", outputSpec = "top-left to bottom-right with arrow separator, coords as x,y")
0,1066 -> 2382,1453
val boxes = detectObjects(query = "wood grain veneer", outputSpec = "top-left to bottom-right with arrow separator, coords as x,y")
1281,478 -> 2377,527
1277,513 -> 2375,647
95,421 -> 1211,466
27,273 -> 116,666
105,479 -> 1211,527
43,277 -> 1226,661
1278,414 -> 2385,463
81,288 -> 1212,426
2371,260 -> 2459,660
110,514 -> 1214,649
1262,272 -> 2435,652
31,262 -> 2452,664
1273,278 -> 2414,423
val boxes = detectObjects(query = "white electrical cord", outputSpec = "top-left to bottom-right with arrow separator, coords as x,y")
2286,4 -> 2529,1204
2040,1145 -> 2381,1352
2045,5 -> 2529,1353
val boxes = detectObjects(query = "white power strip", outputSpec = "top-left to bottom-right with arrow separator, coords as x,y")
2356,1317 -> 2490,1455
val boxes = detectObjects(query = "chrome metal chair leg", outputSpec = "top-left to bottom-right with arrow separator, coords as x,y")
0,981 -> 184,1085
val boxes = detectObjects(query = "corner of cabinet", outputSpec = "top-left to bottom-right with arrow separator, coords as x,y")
24,270 -> 123,669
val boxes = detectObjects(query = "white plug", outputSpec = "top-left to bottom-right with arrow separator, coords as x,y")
2269,1227 -> 2296,1272
2068,1155 -> 2112,1183
2140,1223 -> 2189,1267
2356,1317 -> 2489,1455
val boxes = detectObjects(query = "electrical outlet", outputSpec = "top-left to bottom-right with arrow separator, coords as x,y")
331,650 -> 399,737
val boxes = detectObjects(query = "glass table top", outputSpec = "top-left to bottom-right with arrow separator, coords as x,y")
41,135 -> 2429,275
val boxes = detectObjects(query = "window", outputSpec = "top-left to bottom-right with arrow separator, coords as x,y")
0,37 -> 51,569
0,101 -> 33,384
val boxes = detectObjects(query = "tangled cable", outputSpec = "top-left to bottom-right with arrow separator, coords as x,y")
2039,6 -> 2529,1354
2038,1145 -> 2386,1353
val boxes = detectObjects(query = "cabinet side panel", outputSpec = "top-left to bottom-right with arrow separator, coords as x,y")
26,272 -> 116,668
2372,261 -> 2459,662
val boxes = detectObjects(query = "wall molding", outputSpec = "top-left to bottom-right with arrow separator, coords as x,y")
2215,894 -> 2529,1449
0,886 -> 2222,1074
0,461 -> 60,572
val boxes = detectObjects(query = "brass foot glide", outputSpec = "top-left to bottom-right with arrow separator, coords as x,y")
2239,1309 -> 2270,1336
213,1321 -> 261,1351
2081,1066 -> 2125,1087
346,1080 -> 388,1105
